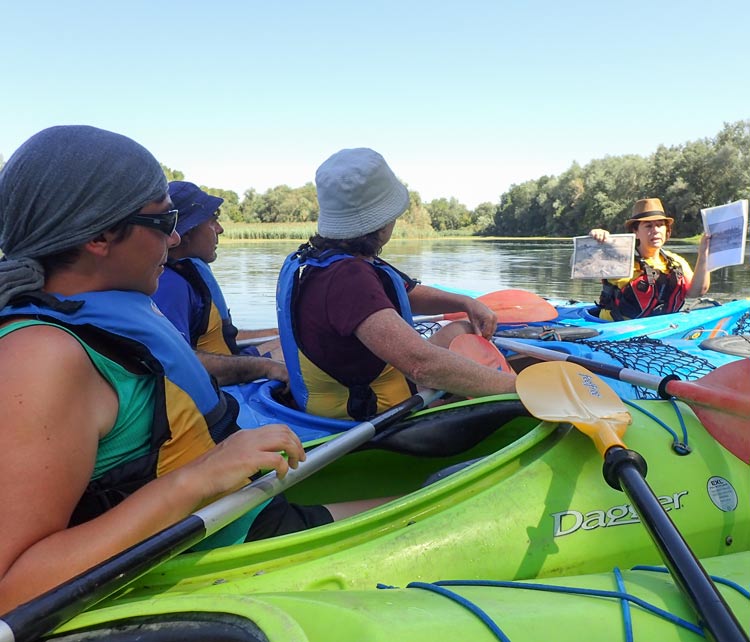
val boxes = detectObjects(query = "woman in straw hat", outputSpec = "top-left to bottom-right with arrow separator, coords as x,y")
276,147 -> 516,421
588,197 -> 711,321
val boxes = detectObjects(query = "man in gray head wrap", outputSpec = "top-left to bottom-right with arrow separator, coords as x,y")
0,125 -> 168,307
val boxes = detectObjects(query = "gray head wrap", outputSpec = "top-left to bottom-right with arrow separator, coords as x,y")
0,125 -> 167,307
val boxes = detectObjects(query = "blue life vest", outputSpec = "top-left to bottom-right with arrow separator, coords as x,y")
276,245 -> 414,418
161,257 -> 241,354
0,289 -> 239,523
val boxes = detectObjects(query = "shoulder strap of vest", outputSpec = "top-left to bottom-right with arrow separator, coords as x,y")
277,246 -> 314,410
166,259 -> 212,346
660,249 -> 685,277
10,290 -> 84,313
371,258 -> 414,325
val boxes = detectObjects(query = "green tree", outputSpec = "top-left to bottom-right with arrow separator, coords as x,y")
202,186 -> 240,222
160,164 -> 184,182
238,188 -> 263,223
256,184 -> 318,223
401,190 -> 433,229
426,197 -> 470,231
473,202 -> 498,233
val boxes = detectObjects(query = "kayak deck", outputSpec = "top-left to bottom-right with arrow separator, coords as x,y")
51,553 -> 750,641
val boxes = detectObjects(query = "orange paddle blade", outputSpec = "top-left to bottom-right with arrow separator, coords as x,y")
517,362 -> 631,456
443,289 -> 558,324
449,334 -> 513,372
667,360 -> 750,464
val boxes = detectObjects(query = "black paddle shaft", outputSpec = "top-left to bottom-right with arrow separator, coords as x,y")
604,447 -> 749,642
0,388 -> 442,642
0,517 -> 207,642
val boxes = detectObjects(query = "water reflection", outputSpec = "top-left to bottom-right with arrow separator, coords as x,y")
211,239 -> 750,329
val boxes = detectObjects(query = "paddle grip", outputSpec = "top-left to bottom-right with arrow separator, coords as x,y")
602,447 -> 647,492
657,374 -> 681,400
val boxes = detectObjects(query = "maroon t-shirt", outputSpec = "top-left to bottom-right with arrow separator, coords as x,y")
295,257 -> 399,386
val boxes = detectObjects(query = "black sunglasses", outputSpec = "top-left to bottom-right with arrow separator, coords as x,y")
126,209 -> 179,236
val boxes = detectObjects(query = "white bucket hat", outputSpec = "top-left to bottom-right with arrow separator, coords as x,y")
315,148 -> 409,239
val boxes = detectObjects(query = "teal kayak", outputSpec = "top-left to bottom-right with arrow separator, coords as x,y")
490,298 -> 750,402
505,297 -> 750,342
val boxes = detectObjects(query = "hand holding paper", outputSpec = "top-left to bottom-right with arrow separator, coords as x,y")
700,199 -> 748,272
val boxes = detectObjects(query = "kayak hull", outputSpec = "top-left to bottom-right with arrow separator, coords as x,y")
531,298 -> 750,342
71,397 -> 750,603
52,553 -> 750,641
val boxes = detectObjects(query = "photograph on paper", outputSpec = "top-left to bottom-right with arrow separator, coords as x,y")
700,199 -> 748,271
571,234 -> 636,279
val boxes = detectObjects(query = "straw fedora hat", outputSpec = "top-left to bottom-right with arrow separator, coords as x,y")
625,198 -> 674,229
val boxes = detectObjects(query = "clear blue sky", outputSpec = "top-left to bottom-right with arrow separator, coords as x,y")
2,0 -> 748,208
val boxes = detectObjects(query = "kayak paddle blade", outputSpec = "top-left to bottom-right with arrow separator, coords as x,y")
443,289 -> 558,324
480,289 -> 558,324
670,360 -> 750,464
516,361 -> 631,456
449,334 -> 513,372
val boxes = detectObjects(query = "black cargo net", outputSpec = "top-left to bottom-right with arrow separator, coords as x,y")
731,311 -> 750,335
575,336 -> 716,400
414,321 -> 443,338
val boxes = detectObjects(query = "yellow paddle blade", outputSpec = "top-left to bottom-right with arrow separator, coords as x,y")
516,361 -> 631,456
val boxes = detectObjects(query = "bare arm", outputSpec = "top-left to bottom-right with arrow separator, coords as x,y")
0,326 -> 303,611
235,327 -> 279,342
408,284 -> 497,339
195,351 -> 288,387
355,308 -> 515,397
687,233 -> 711,297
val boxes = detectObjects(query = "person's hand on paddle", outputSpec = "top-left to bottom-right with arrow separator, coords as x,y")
588,228 -> 611,243
463,297 -> 498,339
181,424 -> 306,502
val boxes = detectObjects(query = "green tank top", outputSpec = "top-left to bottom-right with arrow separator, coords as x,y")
0,319 -> 262,549
0,320 -> 153,477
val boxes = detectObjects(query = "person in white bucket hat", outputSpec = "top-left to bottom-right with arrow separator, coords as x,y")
276,148 -> 516,421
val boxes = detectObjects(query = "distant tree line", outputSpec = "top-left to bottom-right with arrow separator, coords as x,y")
490,120 -> 750,237
3,121 -> 747,238
160,120 -> 749,238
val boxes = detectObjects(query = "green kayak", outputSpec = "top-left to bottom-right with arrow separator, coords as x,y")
39,393 -> 748,638
51,552 -> 750,641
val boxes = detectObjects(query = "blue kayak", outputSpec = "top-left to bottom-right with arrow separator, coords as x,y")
492,298 -> 750,400
225,379 -> 358,442
226,297 -> 750,441
548,299 -> 750,341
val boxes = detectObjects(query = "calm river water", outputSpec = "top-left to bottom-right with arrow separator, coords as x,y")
211,239 -> 750,329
